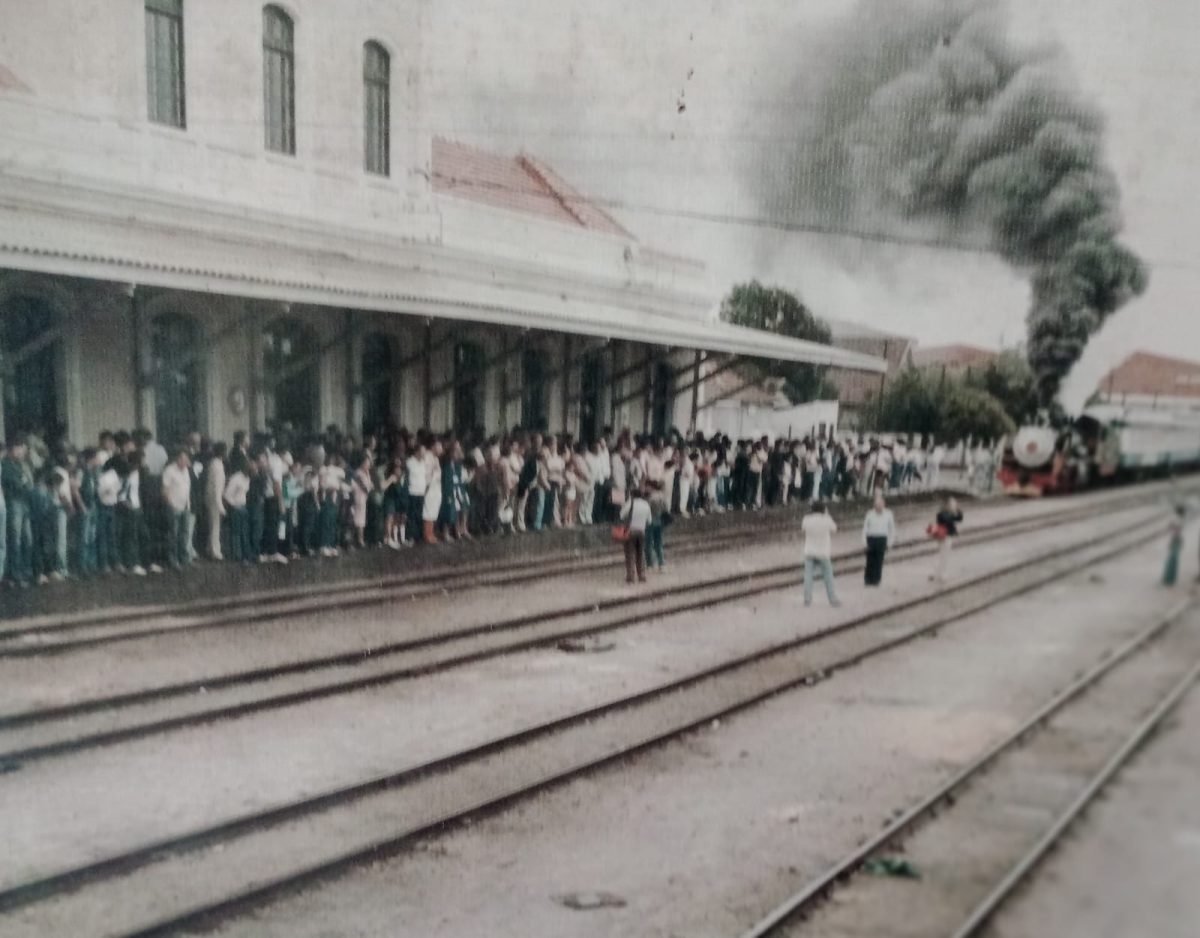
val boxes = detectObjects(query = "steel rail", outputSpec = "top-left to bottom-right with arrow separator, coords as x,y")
0,521 -> 1166,933
0,493 -> 951,655
0,506 -> 1154,768
735,595 -> 1198,938
947,654 -> 1200,938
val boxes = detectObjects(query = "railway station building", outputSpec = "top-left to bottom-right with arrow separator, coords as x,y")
0,0 -> 883,449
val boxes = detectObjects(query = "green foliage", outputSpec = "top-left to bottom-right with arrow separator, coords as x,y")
964,349 -> 1039,426
860,366 -> 1015,444
719,281 -> 835,404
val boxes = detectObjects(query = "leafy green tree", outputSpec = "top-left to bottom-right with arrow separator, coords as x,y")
861,367 -> 1015,443
719,281 -> 836,404
965,349 -> 1039,426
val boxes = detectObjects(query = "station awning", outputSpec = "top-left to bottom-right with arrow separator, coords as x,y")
0,181 -> 887,374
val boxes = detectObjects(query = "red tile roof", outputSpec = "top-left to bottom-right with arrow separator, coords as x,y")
910,344 -> 998,369
1097,351 -> 1200,399
431,138 -> 631,238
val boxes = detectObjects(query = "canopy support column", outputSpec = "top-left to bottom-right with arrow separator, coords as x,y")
421,322 -> 433,429
688,349 -> 703,435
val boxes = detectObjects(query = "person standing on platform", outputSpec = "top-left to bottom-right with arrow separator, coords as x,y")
405,438 -> 427,545
204,443 -> 227,562
161,448 -> 193,570
862,492 -> 896,587
931,496 -> 964,582
801,501 -> 840,607
620,485 -> 651,584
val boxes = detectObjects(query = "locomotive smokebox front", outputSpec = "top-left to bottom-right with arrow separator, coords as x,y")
1012,426 -> 1058,470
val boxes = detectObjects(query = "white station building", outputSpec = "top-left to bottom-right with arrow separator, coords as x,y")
0,0 -> 883,448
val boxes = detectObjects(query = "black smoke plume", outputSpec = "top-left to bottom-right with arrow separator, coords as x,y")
767,0 -> 1147,406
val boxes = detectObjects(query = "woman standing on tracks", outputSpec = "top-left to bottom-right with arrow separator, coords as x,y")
931,495 -> 964,583
862,492 -> 896,587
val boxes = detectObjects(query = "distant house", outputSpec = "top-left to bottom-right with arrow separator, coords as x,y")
826,320 -> 915,428
1095,352 -> 1200,412
909,344 -> 999,380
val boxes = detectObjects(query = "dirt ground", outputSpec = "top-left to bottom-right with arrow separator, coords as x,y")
198,527 -> 1196,937
984,671 -> 1200,938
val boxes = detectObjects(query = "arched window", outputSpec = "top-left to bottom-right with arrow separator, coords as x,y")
145,0 -> 186,128
361,332 -> 395,435
1,295 -> 63,439
521,347 -> 548,432
363,41 -> 390,176
263,316 -> 317,434
262,5 -> 295,154
579,351 -> 605,443
151,312 -> 203,445
650,360 -> 673,437
454,341 -> 484,436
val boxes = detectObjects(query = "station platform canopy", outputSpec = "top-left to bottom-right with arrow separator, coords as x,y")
0,173 -> 886,374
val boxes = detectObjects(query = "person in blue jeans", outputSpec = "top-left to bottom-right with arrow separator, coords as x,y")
801,501 -> 840,607
2,437 -> 35,586
645,479 -> 667,571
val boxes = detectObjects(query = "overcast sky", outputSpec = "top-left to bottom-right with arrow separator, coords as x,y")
426,0 -> 1199,411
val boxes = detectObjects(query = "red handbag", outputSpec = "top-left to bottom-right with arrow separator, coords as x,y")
612,525 -> 631,543
926,523 -> 949,541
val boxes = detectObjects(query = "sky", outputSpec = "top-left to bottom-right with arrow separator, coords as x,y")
424,0 -> 1199,412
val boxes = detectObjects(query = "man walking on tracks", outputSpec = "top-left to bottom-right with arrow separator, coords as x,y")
802,501 -> 840,608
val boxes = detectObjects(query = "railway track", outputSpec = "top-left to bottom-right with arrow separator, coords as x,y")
0,500 -> 1162,766
0,510 -> 1170,937
0,493 -> 945,655
738,597 -> 1200,938
0,482 -> 1170,658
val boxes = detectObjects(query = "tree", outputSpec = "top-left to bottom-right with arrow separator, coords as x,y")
860,367 -> 1015,444
965,349 -> 1039,426
719,281 -> 836,404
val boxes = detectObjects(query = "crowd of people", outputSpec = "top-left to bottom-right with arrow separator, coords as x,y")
0,422 -> 962,588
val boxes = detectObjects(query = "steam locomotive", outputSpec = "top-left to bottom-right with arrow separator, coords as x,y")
998,404 -> 1200,496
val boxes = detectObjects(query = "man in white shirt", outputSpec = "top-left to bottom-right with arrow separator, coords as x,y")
801,502 -> 840,607
161,449 -> 193,569
141,431 -> 169,477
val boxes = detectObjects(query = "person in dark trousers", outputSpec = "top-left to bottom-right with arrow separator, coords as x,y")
932,495 -> 964,582
861,491 -> 896,586
246,451 -> 268,564
620,485 -> 651,584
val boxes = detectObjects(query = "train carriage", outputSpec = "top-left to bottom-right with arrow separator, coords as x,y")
999,405 -> 1200,496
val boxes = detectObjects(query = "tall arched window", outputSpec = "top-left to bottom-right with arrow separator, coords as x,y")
145,0 -> 186,128
361,332 -> 395,435
151,312 -> 203,444
263,316 -> 318,434
1,296 -> 63,439
454,342 -> 484,436
262,5 -> 295,154
363,41 -> 390,176
521,347 -> 548,432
